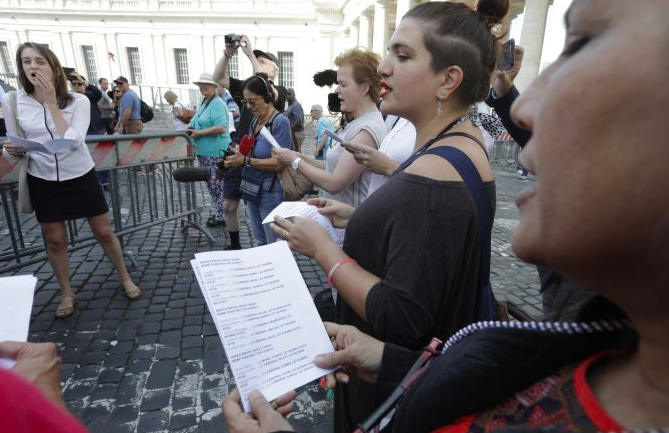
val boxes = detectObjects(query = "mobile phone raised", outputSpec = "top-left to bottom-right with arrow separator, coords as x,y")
498,39 -> 515,70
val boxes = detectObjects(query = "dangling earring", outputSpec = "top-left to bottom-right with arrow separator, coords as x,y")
437,99 -> 442,116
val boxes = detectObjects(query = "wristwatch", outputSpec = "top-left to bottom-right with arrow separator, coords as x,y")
291,157 -> 302,170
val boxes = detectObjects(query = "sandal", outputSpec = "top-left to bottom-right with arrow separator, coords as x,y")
121,279 -> 142,300
55,293 -> 77,319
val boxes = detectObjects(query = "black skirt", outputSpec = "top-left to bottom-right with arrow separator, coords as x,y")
28,169 -> 109,223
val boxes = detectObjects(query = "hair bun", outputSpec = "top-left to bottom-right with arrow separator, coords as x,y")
477,0 -> 509,28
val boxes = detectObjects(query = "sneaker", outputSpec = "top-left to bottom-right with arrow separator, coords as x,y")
516,167 -> 524,175
520,174 -> 528,180
224,245 -> 242,250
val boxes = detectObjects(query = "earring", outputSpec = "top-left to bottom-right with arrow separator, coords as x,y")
437,99 -> 442,116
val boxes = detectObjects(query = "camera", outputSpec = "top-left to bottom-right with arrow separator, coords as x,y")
225,34 -> 242,44
327,93 -> 341,113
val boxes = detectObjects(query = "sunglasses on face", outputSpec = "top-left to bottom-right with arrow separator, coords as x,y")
72,82 -> 85,86
241,96 -> 264,107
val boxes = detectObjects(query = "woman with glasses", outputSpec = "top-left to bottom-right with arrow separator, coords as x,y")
188,73 -> 231,228
110,85 -> 123,131
69,71 -> 104,136
1,42 -> 142,318
224,74 -> 292,246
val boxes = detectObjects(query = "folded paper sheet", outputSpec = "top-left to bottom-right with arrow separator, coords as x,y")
0,274 -> 37,369
192,241 -> 334,411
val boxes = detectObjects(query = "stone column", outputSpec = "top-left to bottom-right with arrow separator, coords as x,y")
372,1 -> 388,55
516,0 -> 551,91
349,21 -> 359,48
358,13 -> 370,50
395,0 -> 410,26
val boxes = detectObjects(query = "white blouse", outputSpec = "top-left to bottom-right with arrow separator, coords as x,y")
2,89 -> 94,181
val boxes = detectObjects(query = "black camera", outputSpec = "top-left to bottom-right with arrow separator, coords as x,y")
327,93 -> 341,113
225,34 -> 242,44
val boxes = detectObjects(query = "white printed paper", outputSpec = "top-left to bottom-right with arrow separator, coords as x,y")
259,127 -> 282,149
262,201 -> 344,245
192,242 -> 334,412
0,275 -> 38,369
7,134 -> 79,154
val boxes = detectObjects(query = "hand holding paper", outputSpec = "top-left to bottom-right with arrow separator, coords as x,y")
191,242 -> 335,412
7,135 -> 79,154
0,275 -> 37,369
262,201 -> 345,245
259,127 -> 282,149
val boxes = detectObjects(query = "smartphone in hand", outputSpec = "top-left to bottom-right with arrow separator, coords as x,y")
498,39 -> 515,71
324,129 -> 343,144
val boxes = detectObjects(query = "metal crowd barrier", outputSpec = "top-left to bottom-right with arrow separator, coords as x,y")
489,139 -> 521,164
0,132 -> 214,274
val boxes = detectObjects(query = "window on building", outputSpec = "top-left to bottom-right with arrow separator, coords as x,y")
0,41 -> 15,76
126,47 -> 143,84
81,45 -> 99,83
277,51 -> 293,88
174,48 -> 189,85
226,51 -> 239,78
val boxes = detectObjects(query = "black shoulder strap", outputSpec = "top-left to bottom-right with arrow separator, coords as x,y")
252,110 -> 281,139
421,146 -> 497,321
393,132 -> 486,176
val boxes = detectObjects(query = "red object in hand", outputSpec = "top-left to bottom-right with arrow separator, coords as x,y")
239,134 -> 255,156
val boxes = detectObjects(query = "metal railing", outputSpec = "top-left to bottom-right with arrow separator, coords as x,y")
489,139 -> 521,164
0,131 -> 215,274
133,85 -> 201,112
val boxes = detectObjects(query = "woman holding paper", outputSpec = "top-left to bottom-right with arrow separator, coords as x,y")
274,49 -> 386,207
223,74 -> 292,246
271,1 -> 501,430
1,42 -> 141,318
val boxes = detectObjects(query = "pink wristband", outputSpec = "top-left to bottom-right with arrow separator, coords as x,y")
327,258 -> 357,289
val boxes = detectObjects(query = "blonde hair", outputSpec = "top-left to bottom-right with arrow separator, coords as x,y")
164,90 -> 178,101
334,48 -> 382,102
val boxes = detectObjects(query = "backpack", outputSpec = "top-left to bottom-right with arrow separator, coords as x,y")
139,99 -> 154,123
250,112 -> 314,201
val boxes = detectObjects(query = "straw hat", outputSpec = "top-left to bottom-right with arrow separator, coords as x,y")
193,73 -> 218,86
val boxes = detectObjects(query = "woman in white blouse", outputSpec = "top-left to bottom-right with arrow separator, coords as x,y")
2,42 -> 141,318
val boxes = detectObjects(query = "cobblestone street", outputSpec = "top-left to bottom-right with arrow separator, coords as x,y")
1,115 -> 540,433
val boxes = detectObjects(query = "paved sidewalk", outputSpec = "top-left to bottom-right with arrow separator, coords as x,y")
0,115 -> 541,432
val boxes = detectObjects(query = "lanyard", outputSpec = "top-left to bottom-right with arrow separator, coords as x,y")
353,337 -> 444,433
393,115 -> 468,176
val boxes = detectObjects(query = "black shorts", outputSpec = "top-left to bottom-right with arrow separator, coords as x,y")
222,166 -> 243,200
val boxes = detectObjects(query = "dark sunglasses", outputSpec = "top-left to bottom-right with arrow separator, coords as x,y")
72,82 -> 85,86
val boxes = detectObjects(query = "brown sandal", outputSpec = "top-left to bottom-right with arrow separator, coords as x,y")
55,294 -> 77,319
121,279 -> 142,300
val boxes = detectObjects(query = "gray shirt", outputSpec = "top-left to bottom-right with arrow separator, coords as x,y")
324,110 -> 386,207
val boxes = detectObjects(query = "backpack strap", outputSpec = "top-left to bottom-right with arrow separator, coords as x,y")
249,109 -> 282,194
6,91 -> 26,139
422,145 -> 497,321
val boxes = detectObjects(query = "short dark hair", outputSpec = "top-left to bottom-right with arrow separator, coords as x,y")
98,77 -> 108,84
404,0 -> 509,106
242,73 -> 275,104
16,42 -> 72,109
